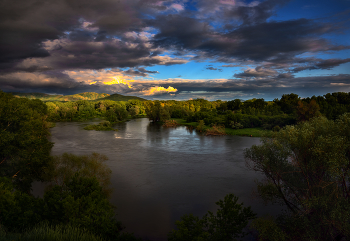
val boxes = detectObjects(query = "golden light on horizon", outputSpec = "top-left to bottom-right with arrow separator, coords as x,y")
103,76 -> 135,88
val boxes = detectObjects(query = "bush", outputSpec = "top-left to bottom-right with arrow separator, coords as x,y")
168,194 -> 256,241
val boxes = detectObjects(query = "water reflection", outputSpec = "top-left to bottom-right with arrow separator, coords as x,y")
46,118 -> 281,241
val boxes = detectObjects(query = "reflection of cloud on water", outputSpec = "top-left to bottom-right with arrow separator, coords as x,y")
114,132 -> 146,140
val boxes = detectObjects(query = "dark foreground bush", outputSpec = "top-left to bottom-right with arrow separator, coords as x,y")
0,223 -> 106,241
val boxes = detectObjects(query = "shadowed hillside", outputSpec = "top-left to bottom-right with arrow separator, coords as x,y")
11,92 -> 145,102
96,93 -> 146,101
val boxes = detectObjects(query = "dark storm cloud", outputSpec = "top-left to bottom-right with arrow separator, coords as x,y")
0,0 -> 142,70
201,19 -> 346,61
2,0 -> 348,73
0,70 -> 79,94
123,67 -> 159,77
149,14 -> 212,49
292,58 -> 350,72
222,0 -> 290,26
1,0 -> 349,98
151,5 -> 349,62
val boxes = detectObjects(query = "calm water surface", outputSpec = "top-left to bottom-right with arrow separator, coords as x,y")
45,118 -> 281,240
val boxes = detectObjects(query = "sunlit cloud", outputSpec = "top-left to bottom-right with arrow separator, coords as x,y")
170,3 -> 185,12
103,77 -> 134,88
141,86 -> 178,96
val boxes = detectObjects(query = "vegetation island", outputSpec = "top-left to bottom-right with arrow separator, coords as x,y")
1,89 -> 350,240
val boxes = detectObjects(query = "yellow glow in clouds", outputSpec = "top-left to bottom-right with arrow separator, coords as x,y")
142,86 -> 178,96
103,77 -> 134,88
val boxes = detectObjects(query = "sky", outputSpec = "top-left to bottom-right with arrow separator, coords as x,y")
1,0 -> 350,101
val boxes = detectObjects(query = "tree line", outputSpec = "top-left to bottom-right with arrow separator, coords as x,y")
44,92 -> 350,133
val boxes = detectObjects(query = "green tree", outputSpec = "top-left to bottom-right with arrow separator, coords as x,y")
0,91 -> 53,192
168,194 -> 256,241
275,93 -> 300,114
0,177 -> 44,232
43,174 -> 122,240
245,114 -> 350,240
227,99 -> 242,111
46,153 -> 112,197
144,100 -> 170,122
128,106 -> 140,118
296,99 -> 321,122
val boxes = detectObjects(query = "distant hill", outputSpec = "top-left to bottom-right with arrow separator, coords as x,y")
10,92 -> 146,102
96,93 -> 146,101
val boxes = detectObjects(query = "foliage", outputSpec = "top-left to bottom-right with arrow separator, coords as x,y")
196,120 -> 206,132
230,121 -> 243,129
163,119 -> 179,127
84,121 -> 118,131
205,124 -> 226,136
168,194 -> 256,241
274,93 -> 300,115
245,114 -> 350,240
144,100 -> 171,122
0,223 -> 107,241
296,99 -> 321,122
128,106 -> 140,117
225,127 -> 268,137
11,91 -> 145,102
0,91 -> 53,192
46,153 -> 113,197
0,178 -> 44,232
0,174 -> 121,239
43,174 -> 123,239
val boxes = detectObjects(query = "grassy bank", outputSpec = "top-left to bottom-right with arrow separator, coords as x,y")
171,118 -> 270,137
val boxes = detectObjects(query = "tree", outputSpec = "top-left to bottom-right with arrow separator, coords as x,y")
43,174 -> 123,240
227,99 -> 242,111
0,91 -> 53,192
0,177 -> 44,232
296,99 -> 321,122
168,194 -> 256,241
275,93 -> 300,114
46,153 -> 112,197
0,174 -> 123,239
144,100 -> 170,122
245,114 -> 350,240
128,106 -> 140,118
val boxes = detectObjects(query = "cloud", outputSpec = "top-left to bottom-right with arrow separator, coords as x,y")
206,67 -> 223,71
140,86 -> 178,96
0,0 -> 349,101
0,0 -> 143,69
234,66 -> 277,78
170,3 -> 185,12
151,12 -> 349,63
292,58 -> 350,72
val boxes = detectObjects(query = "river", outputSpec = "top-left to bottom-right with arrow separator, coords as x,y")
35,118 -> 282,241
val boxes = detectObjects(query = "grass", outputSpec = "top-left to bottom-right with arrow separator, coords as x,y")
163,119 -> 179,127
0,223 -> 106,241
205,124 -> 226,136
84,121 -> 118,131
225,127 -> 270,137
171,118 -> 270,137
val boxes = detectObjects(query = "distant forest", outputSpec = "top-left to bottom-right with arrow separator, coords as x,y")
15,91 -> 349,132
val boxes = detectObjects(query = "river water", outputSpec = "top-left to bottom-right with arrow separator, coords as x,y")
40,118 -> 281,240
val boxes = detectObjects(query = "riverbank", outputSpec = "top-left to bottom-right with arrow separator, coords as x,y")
171,118 -> 270,137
